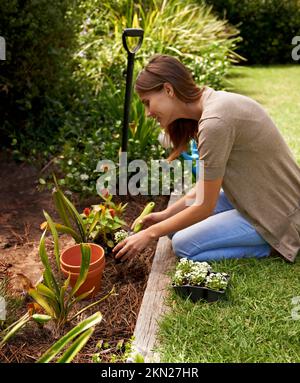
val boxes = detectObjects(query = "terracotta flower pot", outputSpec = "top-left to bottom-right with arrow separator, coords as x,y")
60,243 -> 105,273
60,243 -> 105,298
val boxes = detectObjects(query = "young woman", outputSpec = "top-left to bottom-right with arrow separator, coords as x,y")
113,54 -> 300,263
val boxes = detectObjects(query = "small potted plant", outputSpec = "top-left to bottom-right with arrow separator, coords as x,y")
81,192 -> 128,251
39,177 -> 108,297
172,258 -> 230,302
48,179 -> 128,249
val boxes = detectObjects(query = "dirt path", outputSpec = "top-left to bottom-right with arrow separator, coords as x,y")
0,154 -> 55,292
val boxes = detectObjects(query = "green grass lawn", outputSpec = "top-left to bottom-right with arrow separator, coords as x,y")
225,65 -> 300,164
156,65 -> 300,363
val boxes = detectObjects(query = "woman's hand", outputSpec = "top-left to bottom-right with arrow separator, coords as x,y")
112,229 -> 156,262
131,210 -> 168,231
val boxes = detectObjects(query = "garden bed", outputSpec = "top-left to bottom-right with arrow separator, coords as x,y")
0,153 -> 169,363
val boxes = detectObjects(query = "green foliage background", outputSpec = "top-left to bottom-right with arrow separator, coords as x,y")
0,0 -> 242,195
0,0 -> 81,157
204,0 -> 300,64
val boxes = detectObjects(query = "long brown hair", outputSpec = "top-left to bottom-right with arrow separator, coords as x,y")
135,54 -> 205,161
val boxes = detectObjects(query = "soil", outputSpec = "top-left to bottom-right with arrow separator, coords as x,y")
0,152 -> 169,363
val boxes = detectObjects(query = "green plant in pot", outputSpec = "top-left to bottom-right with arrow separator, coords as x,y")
42,177 -> 128,252
48,179 -> 109,287
0,212 -> 114,351
83,189 -> 128,249
45,176 -> 155,254
33,211 -> 110,327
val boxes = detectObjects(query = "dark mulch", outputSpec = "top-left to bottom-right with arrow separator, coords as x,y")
0,153 -> 169,363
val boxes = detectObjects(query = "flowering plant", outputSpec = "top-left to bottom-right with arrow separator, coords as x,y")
204,272 -> 229,291
114,229 -> 129,244
41,177 -> 155,251
172,258 -> 211,286
40,178 -> 127,249
172,258 -> 229,291
82,190 -> 127,248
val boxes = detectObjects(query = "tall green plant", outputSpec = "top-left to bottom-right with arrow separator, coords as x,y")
37,312 -> 103,363
0,220 -> 114,347
1,311 -> 103,363
75,0 -> 242,88
0,310 -> 52,350
32,206 -> 115,328
29,232 -> 91,325
51,181 -> 88,243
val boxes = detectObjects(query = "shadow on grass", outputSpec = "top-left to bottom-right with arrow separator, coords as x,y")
225,65 -> 249,79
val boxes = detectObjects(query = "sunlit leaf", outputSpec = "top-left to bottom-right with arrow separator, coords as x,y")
37,312 -> 102,363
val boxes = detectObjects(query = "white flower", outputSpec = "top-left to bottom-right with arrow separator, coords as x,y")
80,173 -> 89,181
204,272 -> 229,291
173,258 -> 230,290
114,230 -> 129,244
173,259 -> 212,286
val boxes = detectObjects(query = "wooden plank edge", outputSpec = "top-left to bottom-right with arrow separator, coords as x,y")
127,192 -> 181,363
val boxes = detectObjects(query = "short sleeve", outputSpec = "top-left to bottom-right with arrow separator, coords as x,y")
197,117 -> 235,180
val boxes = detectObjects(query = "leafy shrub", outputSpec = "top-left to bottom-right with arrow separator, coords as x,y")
203,0 -> 300,64
0,0 -> 82,162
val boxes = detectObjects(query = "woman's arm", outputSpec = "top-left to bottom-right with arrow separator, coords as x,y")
147,178 -> 222,239
113,178 -> 223,261
162,186 -> 197,217
130,186 -> 197,229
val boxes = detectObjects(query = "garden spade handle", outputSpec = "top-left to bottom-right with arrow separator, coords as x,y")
121,28 -> 144,152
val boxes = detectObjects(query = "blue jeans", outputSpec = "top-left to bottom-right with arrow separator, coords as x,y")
170,191 -> 271,262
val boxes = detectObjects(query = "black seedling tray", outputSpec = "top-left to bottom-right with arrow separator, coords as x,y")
173,284 -> 227,303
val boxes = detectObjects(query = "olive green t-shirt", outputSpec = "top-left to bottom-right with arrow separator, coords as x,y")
197,86 -> 300,262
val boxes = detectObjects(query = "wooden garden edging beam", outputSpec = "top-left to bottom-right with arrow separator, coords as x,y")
129,192 -> 179,363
